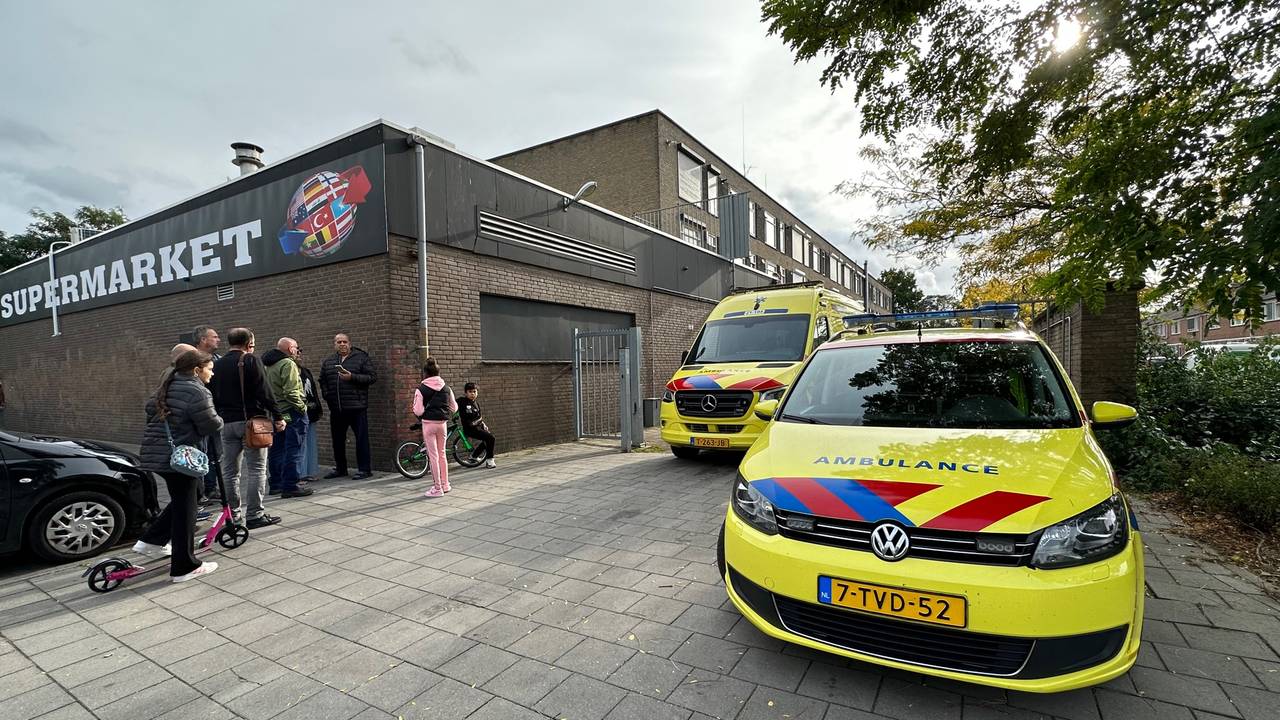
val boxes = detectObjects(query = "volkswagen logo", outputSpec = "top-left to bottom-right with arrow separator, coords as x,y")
870,523 -> 910,562
700,394 -> 718,412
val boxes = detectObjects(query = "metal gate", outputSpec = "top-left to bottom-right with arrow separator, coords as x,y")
572,327 -> 644,451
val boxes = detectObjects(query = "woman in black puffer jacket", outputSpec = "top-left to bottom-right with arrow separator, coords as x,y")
137,349 -> 223,582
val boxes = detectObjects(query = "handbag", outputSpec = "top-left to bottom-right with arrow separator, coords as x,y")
239,353 -> 275,449
163,419 -> 209,478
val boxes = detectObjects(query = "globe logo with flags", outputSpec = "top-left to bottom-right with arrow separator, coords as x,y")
277,166 -> 372,259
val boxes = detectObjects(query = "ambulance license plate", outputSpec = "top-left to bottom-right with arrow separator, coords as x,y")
818,576 -> 967,628
693,437 -> 730,448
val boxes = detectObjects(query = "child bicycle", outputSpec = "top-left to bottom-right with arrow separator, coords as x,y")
395,413 -> 490,478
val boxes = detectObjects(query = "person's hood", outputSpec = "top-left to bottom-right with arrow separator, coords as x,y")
262,349 -> 288,367
336,347 -> 368,361
422,376 -> 447,390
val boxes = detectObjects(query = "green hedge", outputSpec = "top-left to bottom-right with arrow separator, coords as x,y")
1099,335 -> 1280,529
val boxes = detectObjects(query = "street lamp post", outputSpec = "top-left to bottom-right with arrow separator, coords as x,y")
48,240 -> 72,337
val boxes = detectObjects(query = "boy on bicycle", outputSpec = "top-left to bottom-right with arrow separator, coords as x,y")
457,382 -> 497,468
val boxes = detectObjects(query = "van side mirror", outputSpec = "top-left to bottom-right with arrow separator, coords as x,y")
680,350 -> 689,365
754,399 -> 780,422
1091,401 -> 1137,429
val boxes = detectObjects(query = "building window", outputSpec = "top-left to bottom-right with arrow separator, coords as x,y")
678,149 -> 702,203
1206,316 -> 1220,330
791,269 -> 806,284
791,228 -> 805,263
748,201 -> 757,237
764,211 -> 776,248
764,261 -> 778,278
1170,320 -> 1180,335
1155,324 -> 1165,336
706,172 -> 720,217
1265,300 -> 1278,322
680,214 -> 706,247
1185,316 -> 1199,333
1230,312 -> 1246,327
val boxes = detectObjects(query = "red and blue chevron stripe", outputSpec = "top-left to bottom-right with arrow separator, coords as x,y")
750,476 -> 1049,532
668,374 -> 784,391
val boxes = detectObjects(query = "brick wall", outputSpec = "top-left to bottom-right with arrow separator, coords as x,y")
1033,288 -> 1139,408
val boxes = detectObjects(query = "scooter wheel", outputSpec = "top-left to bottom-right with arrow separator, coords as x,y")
217,525 -> 249,549
87,559 -> 130,593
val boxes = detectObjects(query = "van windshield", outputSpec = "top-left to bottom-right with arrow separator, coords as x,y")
780,340 -> 1080,428
688,314 -> 811,363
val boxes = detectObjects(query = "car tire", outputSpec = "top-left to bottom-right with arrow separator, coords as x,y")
716,522 -> 727,582
27,491 -> 127,563
670,445 -> 699,460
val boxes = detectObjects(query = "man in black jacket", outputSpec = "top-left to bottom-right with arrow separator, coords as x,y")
209,328 -> 285,528
319,332 -> 376,479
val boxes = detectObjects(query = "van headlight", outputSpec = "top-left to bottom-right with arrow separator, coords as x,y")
758,386 -> 787,403
662,389 -> 675,403
1030,494 -> 1130,569
732,474 -> 778,535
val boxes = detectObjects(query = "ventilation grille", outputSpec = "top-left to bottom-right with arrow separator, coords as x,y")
478,211 -> 637,275
216,284 -> 235,301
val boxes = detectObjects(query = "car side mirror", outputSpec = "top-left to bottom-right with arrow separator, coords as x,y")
754,399 -> 780,422
680,350 -> 689,365
1091,401 -> 1137,429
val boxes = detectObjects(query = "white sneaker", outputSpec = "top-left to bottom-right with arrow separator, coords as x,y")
485,459 -> 496,468
133,540 -> 172,557
173,562 -> 217,583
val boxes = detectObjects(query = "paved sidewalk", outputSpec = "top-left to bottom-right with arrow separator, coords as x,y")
2,442 -> 1279,720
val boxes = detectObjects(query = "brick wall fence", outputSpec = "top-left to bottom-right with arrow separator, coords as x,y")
0,238 -> 715,470
1032,287 -> 1140,408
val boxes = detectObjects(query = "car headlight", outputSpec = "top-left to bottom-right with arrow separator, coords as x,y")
662,389 -> 675,403
732,474 -> 778,535
1030,494 -> 1130,569
758,386 -> 787,403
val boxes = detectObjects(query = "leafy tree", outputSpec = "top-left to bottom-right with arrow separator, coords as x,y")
764,0 -> 1280,320
0,206 -> 127,272
878,267 -> 926,312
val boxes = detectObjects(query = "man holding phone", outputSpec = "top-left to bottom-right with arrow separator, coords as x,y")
319,332 -> 377,479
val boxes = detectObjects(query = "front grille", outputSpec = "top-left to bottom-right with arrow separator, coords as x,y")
687,423 -> 744,433
717,424 -> 744,433
773,594 -> 1033,676
675,390 -> 753,418
774,510 -> 1037,566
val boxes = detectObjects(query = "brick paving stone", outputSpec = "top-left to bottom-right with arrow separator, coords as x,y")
311,647 -> 400,691
1128,667 -> 1241,716
795,661 -> 880,711
729,646 -> 810,693
29,634 -> 122,672
1177,622 -> 1280,661
348,662 -> 441,712
873,677 -> 963,720
1243,656 -> 1280,692
358,617 -> 435,655
0,684 -> 73,720
47,646 -> 146,688
437,643 -> 520,686
423,603 -> 498,635
737,684 -> 828,720
556,636 -> 636,680
536,672 -> 628,720
272,686 -> 370,720
1095,688 -> 1195,720
39,702 -> 108,720
482,657 -> 572,706
574,608 -> 642,642
671,632 -> 748,674
665,668 -> 756,719
469,696 -> 550,720
395,676 -> 491,720
1220,683 -> 1280,720
1146,597 -> 1213,626
397,630 -> 477,668
960,698 -> 1057,720
605,693 -> 694,720
95,677 -> 199,720
74,659 -> 168,709
225,669 -> 328,720
1155,643 -> 1264,686
673,604 -> 740,638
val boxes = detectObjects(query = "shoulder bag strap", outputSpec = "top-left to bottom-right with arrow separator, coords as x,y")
162,416 -> 177,451
238,352 -> 250,419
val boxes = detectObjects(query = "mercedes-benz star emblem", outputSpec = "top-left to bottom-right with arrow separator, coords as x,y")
700,394 -> 718,412
870,523 -> 910,562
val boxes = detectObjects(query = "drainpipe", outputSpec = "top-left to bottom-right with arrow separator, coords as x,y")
407,135 -> 430,357
48,240 -> 72,337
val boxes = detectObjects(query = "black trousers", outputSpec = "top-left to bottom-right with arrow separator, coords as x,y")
463,425 -> 496,457
330,408 -> 371,473
140,471 -> 202,576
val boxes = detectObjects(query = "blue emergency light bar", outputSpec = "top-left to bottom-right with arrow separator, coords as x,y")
843,304 -> 1021,326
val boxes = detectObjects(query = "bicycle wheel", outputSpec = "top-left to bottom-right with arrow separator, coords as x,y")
395,440 -> 430,479
451,431 -> 488,468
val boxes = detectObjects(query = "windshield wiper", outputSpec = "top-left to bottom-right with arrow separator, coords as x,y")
780,414 -> 827,424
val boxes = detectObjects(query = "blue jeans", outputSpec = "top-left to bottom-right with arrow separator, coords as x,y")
297,417 -> 319,480
268,414 -> 307,493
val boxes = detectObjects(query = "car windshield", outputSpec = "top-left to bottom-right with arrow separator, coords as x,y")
780,340 -> 1079,429
688,314 -> 811,363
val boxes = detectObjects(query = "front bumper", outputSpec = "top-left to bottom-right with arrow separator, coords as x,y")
723,509 -> 1144,692
659,404 -> 767,450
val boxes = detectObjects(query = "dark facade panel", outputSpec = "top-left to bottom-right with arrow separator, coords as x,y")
480,294 -> 633,361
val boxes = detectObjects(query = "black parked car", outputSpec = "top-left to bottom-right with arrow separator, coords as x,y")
0,430 -> 158,562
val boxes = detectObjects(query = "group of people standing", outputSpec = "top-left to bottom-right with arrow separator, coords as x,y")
134,326 -> 378,581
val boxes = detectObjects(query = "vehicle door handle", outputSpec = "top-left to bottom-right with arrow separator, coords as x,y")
18,478 -> 33,484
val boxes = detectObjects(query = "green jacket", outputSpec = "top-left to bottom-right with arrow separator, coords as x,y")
262,349 -> 306,419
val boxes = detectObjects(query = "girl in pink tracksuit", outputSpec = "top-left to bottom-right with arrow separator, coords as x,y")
412,359 -> 457,498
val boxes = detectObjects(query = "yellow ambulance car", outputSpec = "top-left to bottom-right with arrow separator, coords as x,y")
661,282 -> 862,458
719,306 -> 1144,692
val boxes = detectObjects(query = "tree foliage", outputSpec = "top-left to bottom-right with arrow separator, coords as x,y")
0,206 -> 127,272
764,0 -> 1280,319
877,267 -> 926,312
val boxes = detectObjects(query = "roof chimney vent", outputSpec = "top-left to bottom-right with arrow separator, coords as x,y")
231,142 -> 265,175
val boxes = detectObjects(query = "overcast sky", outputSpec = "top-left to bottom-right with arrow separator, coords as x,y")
0,1 -> 956,294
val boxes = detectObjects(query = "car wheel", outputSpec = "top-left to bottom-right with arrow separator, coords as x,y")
670,445 -> 699,460
27,491 -> 127,563
716,522 -> 726,582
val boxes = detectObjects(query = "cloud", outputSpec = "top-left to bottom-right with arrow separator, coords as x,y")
0,117 -> 58,148
391,34 -> 477,76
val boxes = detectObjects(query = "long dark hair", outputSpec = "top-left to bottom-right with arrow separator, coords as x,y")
155,350 -> 212,418
423,358 -> 441,378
